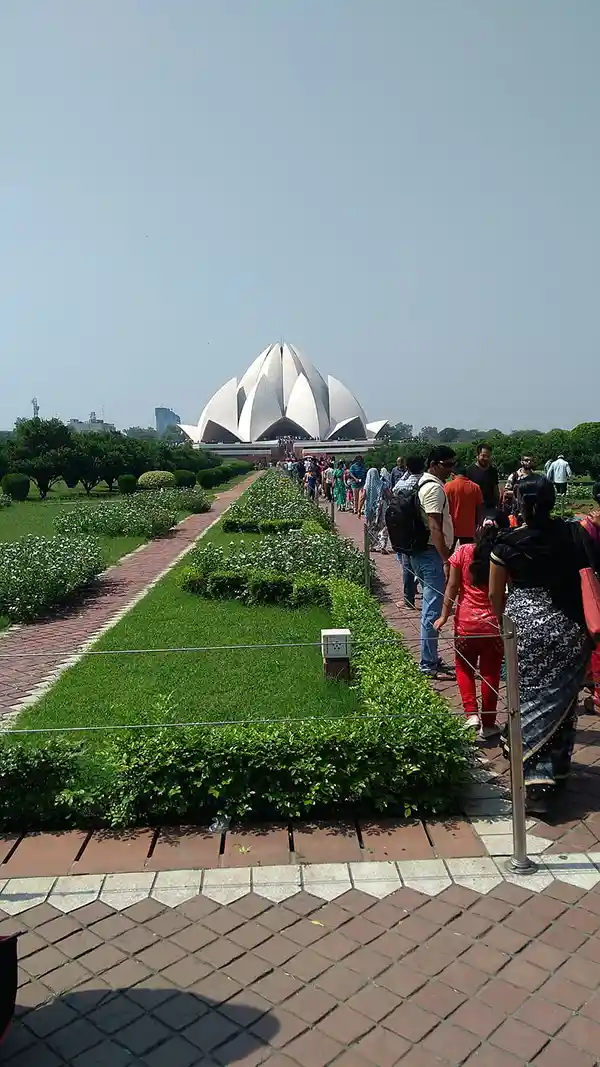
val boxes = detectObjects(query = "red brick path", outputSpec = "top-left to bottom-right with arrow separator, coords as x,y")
6,880 -> 600,1065
0,477 -> 255,716
333,505 -> 600,854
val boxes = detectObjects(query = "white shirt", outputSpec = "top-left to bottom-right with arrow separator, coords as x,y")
418,474 -> 454,551
547,458 -> 571,484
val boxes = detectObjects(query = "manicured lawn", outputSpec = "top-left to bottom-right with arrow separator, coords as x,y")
16,557 -> 360,737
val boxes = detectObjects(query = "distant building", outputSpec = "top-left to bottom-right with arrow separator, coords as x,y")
69,411 -> 116,434
155,406 -> 181,435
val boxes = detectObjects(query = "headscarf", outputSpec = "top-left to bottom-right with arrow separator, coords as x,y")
380,466 -> 391,488
364,467 -> 382,519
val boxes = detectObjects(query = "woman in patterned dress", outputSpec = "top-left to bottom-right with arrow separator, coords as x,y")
489,475 -> 600,814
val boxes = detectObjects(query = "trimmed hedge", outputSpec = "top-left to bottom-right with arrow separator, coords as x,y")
223,469 -> 329,532
2,472 -> 30,501
54,501 -> 178,540
181,566 -> 331,608
137,470 -> 176,490
173,469 -> 196,488
0,580 -> 469,829
118,473 -> 137,494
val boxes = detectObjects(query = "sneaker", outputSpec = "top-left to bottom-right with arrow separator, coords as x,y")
420,667 -> 438,679
583,695 -> 600,714
478,724 -> 502,740
403,600 -> 416,610
464,714 -> 480,731
436,660 -> 456,679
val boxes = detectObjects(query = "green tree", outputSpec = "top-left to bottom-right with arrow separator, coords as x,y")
388,422 -> 413,441
11,418 -> 73,498
438,427 -> 459,443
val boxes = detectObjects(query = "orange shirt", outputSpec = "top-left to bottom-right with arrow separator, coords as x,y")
444,476 -> 483,539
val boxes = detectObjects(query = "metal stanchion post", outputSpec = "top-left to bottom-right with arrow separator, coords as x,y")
503,614 -> 536,874
363,522 -> 370,591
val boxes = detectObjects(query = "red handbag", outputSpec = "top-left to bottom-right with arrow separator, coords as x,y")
579,523 -> 600,642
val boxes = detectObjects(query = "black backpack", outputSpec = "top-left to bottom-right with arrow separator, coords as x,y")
385,477 -> 438,554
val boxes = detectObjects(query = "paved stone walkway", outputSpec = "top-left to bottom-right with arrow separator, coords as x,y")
332,505 -> 600,856
5,878 -> 600,1065
0,476 -> 255,717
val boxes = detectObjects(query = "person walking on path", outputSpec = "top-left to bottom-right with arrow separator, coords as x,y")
411,446 -> 456,678
445,465 -> 485,546
435,519 -> 506,738
390,456 -> 406,489
466,443 -> 500,512
489,474 -> 599,815
581,481 -> 600,712
322,460 -> 335,502
392,456 -> 424,607
364,467 -> 384,550
348,456 -> 366,515
546,454 -> 572,495
333,461 -> 347,510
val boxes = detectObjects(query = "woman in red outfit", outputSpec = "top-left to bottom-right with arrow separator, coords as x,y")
434,519 -> 506,739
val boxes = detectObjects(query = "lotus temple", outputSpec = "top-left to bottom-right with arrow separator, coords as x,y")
180,342 -> 388,458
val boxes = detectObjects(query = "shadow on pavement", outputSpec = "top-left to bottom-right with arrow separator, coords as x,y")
3,986 -> 280,1065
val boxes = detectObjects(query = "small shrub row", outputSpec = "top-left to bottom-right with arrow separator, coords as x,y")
223,470 -> 329,532
180,566 -> 331,608
188,528 -> 365,585
54,501 -> 178,540
1,473 -> 30,500
0,534 -> 104,621
138,487 -> 210,514
196,460 -> 252,489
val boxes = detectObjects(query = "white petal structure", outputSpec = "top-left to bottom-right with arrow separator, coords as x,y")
182,343 -> 386,444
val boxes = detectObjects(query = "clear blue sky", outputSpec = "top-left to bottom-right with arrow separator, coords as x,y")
1,1 -> 598,434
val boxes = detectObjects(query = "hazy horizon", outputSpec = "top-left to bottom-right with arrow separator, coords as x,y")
2,1 -> 599,434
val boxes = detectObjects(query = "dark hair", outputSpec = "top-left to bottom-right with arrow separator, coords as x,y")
516,474 -> 555,526
405,455 -> 425,475
427,445 -> 456,467
353,455 -> 363,465
593,480 -> 600,505
453,462 -> 467,477
470,525 -> 500,587
476,442 -> 492,454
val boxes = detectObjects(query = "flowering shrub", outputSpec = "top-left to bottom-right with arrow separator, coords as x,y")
137,470 -> 176,490
189,528 -> 364,585
137,487 -> 210,514
0,493 -> 12,509
0,535 -> 103,621
54,501 -> 178,540
223,470 -> 329,532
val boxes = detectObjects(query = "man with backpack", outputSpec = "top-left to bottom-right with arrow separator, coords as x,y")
386,446 -> 456,678
393,455 -> 424,608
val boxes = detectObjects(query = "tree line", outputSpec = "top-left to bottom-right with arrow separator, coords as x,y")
0,418 -> 221,498
369,422 -> 600,478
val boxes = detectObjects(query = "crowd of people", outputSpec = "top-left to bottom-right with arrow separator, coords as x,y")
382,444 -> 600,815
279,442 -> 600,816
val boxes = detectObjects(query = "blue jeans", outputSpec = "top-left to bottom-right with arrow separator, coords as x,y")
397,552 -> 416,607
408,546 -> 445,671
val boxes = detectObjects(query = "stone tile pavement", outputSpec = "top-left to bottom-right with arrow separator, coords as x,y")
5,877 -> 600,1065
0,475 -> 256,718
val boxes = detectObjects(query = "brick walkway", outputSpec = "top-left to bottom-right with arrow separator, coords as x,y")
0,476 -> 255,717
332,506 -> 600,855
5,879 -> 600,1065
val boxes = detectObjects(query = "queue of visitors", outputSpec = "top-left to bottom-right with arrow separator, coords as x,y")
281,442 -> 600,810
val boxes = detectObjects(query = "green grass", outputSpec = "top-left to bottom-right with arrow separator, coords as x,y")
0,501 -> 145,568
16,550 -> 360,739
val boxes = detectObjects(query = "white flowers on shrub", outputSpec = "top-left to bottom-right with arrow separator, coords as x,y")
54,501 -> 178,540
191,529 -> 364,584
0,493 -> 12,509
226,470 -> 326,526
0,535 -> 104,621
136,487 -> 210,514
